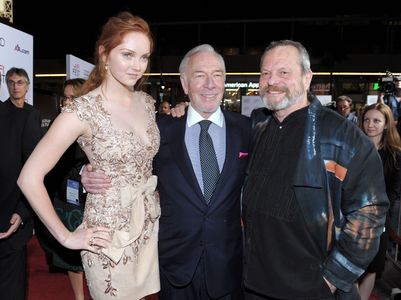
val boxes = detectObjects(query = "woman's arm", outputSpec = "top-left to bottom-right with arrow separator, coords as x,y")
18,111 -> 110,250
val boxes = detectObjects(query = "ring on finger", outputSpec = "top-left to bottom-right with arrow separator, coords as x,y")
89,237 -> 95,247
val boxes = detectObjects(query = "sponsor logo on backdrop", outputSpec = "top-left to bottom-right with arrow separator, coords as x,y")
0,64 -> 4,84
72,63 -> 80,77
14,44 -> 30,54
0,37 -> 5,47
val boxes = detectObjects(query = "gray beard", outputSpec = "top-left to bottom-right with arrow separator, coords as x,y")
263,91 -> 305,112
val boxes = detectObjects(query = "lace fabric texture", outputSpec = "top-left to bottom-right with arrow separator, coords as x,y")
62,91 -> 161,299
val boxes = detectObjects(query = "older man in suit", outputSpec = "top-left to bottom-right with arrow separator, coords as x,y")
154,44 -> 250,299
0,98 -> 42,299
81,44 -> 251,299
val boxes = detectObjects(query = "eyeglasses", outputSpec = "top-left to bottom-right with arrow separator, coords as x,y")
338,106 -> 350,110
60,95 -> 77,102
7,80 -> 28,87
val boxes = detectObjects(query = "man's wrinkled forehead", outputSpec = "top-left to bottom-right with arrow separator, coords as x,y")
262,46 -> 301,70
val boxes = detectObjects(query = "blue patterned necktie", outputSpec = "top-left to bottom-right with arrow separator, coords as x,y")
199,120 -> 220,204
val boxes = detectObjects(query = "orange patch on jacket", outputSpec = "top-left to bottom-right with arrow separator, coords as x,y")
325,160 -> 347,181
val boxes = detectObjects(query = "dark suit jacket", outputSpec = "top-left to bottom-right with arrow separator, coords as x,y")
5,98 -> 35,110
4,98 -> 42,126
0,101 -> 41,256
154,110 -> 251,298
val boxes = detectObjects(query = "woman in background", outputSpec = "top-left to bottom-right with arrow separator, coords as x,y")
359,103 -> 401,300
46,78 -> 88,300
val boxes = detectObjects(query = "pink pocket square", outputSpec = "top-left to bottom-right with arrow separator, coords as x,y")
239,152 -> 249,158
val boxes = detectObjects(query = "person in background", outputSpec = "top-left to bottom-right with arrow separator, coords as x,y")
59,79 -> 86,108
377,78 -> 401,129
0,78 -> 42,300
5,67 -> 35,110
378,82 -> 401,234
358,103 -> 401,300
5,67 -> 54,264
17,11 -> 161,299
45,78 -> 88,300
336,95 -> 358,124
242,40 -> 388,300
81,44 -> 251,299
158,100 -> 171,115
4,67 -> 42,128
377,91 -> 385,104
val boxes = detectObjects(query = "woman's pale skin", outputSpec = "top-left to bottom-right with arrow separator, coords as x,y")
17,31 -> 151,252
62,83 -> 86,300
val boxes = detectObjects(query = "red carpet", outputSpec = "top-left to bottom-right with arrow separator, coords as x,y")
27,235 -> 77,300
27,235 -> 158,300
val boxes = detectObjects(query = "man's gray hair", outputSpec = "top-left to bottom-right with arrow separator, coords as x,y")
179,44 -> 226,79
261,40 -> 311,74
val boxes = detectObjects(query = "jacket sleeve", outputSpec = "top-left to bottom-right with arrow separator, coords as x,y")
21,109 -> 42,162
322,129 -> 389,292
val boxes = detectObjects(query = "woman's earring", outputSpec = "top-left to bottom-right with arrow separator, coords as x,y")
105,63 -> 109,71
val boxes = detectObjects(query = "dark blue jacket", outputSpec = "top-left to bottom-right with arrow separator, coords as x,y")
247,95 -> 388,292
154,110 -> 251,298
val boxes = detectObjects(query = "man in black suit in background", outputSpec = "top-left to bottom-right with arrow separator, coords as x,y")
4,67 -> 35,110
3,67 -> 41,129
0,79 -> 42,299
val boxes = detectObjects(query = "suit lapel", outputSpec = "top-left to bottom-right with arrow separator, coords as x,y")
209,112 -> 238,206
168,116 -> 204,200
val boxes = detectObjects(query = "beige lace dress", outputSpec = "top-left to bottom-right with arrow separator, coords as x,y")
63,91 -> 161,300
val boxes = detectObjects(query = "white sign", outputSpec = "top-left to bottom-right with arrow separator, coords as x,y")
316,95 -> 333,106
0,23 -> 34,103
367,95 -> 378,105
66,54 -> 94,80
241,96 -> 265,117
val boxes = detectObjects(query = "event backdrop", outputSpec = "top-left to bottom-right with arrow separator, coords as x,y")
66,54 -> 94,80
0,22 -> 33,103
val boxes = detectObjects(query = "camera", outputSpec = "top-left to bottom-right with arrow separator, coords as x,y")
379,72 -> 401,95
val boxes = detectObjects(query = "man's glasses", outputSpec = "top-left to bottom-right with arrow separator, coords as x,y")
7,80 -> 28,87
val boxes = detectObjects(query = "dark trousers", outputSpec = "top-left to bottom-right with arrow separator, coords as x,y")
244,286 -> 359,300
0,246 -> 27,300
245,290 -> 334,300
159,257 -> 243,300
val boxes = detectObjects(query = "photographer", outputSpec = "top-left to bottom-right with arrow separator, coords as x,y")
377,74 -> 401,130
